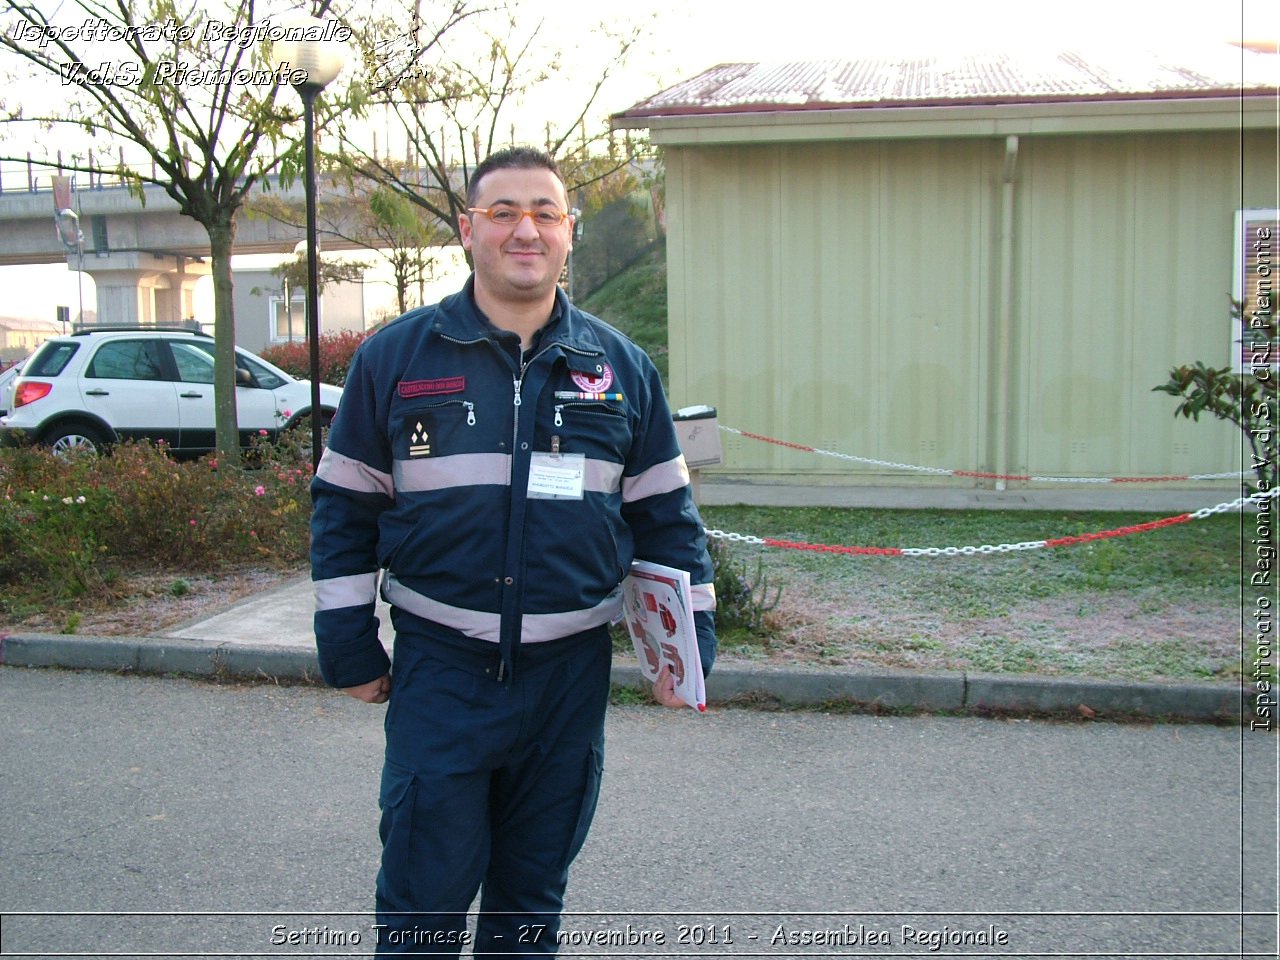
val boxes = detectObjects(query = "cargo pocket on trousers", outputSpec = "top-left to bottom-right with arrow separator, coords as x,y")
377,759 -> 419,907
560,739 -> 605,873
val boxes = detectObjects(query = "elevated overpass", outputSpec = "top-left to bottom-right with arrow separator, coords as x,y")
0,163 -> 436,326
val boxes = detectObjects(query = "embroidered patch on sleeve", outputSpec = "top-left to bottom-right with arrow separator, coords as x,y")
398,376 -> 466,398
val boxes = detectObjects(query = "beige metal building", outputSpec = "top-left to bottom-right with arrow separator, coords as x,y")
613,45 -> 1278,498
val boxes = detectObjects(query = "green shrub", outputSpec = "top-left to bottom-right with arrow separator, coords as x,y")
1153,298 -> 1277,493
0,439 -> 315,613
707,536 -> 782,636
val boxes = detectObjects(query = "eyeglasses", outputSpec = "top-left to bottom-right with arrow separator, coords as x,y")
467,205 -> 570,227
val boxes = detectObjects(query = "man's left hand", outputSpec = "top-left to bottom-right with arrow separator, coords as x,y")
651,664 -> 686,709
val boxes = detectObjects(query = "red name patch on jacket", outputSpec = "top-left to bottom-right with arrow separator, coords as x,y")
398,377 -> 466,398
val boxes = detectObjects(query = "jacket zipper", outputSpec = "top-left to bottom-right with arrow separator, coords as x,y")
511,343 -> 564,451
434,329 -> 605,684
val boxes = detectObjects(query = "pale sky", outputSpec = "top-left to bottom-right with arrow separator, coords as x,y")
2,0 -> 1274,326
567,0 -> 1272,113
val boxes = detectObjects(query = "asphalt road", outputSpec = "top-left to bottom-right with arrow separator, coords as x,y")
0,666 -> 1275,960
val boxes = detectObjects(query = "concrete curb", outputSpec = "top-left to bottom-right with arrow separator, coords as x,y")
0,633 -> 323,683
1,632 -> 1246,724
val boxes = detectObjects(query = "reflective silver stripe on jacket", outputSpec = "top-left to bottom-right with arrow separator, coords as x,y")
585,459 -> 624,494
382,573 -> 623,643
394,453 -> 624,495
315,571 -> 380,611
317,449 -> 395,498
394,452 -> 510,492
622,454 -> 690,503
690,581 -> 717,612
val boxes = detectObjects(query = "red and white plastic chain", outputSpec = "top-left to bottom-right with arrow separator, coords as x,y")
720,426 -> 1247,484
705,488 -> 1277,557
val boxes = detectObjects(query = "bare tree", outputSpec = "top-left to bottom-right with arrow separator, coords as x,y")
336,0 -> 651,255
0,0 -> 450,459
250,179 -> 448,317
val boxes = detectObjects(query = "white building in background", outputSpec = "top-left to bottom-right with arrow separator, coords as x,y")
229,268 -> 368,356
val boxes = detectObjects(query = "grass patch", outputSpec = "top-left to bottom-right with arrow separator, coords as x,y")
609,682 -> 653,706
702,504 -> 1239,597
697,504 -> 1244,683
580,244 -> 669,385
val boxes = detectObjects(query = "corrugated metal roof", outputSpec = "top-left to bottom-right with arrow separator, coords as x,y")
615,43 -> 1280,118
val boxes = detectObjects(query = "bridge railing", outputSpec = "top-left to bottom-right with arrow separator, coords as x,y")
0,151 -> 163,194
0,152 -> 444,198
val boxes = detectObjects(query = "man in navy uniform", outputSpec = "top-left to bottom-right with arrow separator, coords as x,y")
310,146 -> 717,955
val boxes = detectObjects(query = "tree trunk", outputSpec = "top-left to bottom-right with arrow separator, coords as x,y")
206,217 -> 240,462
395,255 -> 409,315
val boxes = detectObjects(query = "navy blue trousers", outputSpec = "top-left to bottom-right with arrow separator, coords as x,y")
373,617 -> 611,957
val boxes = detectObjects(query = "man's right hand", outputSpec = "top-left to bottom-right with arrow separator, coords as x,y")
343,674 -> 391,704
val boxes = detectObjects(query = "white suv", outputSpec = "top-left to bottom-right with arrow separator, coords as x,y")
0,328 -> 342,456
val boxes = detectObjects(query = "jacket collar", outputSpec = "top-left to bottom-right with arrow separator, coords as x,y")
432,277 -> 604,358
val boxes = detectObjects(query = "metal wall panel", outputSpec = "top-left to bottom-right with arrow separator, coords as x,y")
1017,134 -> 1139,476
669,140 -> 993,476
668,128 -> 1272,484
874,139 -> 991,475
1015,131 -> 1261,478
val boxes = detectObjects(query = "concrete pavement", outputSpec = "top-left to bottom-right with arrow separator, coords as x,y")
0,572 -> 1249,723
694,476 -> 1242,513
0,667 -> 1275,959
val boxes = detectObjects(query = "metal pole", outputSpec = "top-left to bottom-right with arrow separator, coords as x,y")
75,176 -> 84,328
302,85 -> 323,474
994,135 -> 1019,492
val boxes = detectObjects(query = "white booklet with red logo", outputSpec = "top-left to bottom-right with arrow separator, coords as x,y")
621,560 -> 706,712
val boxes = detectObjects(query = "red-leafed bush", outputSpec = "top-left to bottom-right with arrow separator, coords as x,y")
259,330 -> 368,386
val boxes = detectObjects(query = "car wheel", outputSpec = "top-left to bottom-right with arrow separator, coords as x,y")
43,422 -> 108,457
289,408 -> 335,429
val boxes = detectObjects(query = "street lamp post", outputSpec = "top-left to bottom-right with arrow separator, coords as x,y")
56,205 -> 84,331
271,16 -> 345,473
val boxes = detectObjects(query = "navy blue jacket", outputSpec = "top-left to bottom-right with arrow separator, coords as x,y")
310,279 -> 716,687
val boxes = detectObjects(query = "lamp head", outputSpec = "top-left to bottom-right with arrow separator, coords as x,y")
269,13 -> 346,92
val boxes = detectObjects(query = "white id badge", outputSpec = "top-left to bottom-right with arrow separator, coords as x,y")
527,452 -> 586,499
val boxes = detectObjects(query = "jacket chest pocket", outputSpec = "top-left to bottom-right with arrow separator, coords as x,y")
393,399 -> 478,460
546,400 -> 631,460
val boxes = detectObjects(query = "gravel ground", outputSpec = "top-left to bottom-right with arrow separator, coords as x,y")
1,568 -> 300,639
709,544 -> 1242,684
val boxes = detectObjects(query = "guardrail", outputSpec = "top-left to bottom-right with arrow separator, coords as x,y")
0,151 -> 159,194
0,152 -> 444,195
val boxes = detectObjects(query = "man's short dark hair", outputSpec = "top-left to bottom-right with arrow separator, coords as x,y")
467,147 -> 562,206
